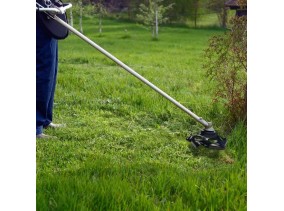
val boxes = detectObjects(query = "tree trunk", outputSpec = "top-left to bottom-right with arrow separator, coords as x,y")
155,9 -> 158,39
99,16 -> 102,34
194,13 -> 197,28
194,0 -> 198,28
221,8 -> 228,28
79,2 -> 83,33
69,8 -> 73,27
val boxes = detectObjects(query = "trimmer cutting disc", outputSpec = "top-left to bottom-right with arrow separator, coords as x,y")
187,129 -> 227,150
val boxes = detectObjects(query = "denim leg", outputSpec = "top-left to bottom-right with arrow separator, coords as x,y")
44,41 -> 58,127
36,23 -> 58,134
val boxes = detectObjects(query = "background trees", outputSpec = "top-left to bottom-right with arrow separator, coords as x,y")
68,0 -> 234,29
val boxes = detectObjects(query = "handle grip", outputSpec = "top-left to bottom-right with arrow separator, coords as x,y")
36,3 -> 72,14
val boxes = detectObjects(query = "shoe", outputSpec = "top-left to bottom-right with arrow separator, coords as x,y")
44,122 -> 66,129
36,133 -> 56,139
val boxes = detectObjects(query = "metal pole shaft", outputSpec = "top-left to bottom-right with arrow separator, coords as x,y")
53,16 -> 211,129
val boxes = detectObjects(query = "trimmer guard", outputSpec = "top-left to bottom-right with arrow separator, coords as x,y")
187,129 -> 227,150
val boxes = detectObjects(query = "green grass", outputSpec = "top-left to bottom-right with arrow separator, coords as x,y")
37,17 -> 246,210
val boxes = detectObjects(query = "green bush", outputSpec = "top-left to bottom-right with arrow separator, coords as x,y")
203,16 -> 247,130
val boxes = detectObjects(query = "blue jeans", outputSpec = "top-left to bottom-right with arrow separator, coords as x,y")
36,22 -> 58,135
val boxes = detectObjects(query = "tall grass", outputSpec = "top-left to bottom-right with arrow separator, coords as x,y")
37,17 -> 246,210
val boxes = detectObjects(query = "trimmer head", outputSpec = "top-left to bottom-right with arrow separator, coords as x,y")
187,129 -> 227,150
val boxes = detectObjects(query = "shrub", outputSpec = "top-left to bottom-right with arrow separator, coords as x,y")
203,16 -> 247,130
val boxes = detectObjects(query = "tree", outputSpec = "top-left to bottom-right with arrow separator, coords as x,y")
69,4 -> 74,27
79,0 -> 84,33
93,0 -> 108,35
67,0 -> 85,32
207,0 -> 229,28
137,0 -> 174,39
193,0 -> 200,28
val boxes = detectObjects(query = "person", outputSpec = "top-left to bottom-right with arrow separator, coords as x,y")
36,6 -> 65,138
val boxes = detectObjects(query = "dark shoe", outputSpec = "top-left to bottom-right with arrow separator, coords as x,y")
36,133 -> 56,139
44,122 -> 66,129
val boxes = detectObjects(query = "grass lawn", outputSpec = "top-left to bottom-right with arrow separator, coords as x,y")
36,17 -> 247,210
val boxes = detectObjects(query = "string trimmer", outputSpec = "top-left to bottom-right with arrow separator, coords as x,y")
36,1 -> 227,150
